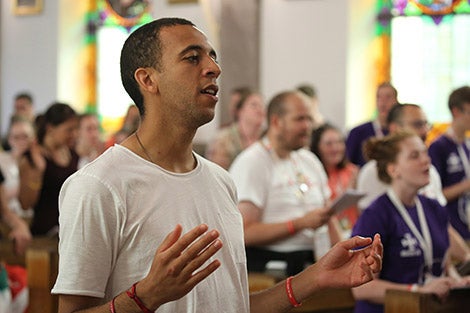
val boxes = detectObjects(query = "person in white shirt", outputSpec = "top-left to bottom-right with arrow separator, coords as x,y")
230,91 -> 342,276
52,17 -> 383,313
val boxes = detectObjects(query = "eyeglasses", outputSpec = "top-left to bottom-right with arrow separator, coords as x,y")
408,120 -> 430,130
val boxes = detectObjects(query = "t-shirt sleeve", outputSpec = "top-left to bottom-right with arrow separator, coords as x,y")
52,173 -> 122,298
229,152 -> 269,209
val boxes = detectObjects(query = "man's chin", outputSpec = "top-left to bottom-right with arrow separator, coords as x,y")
291,144 -> 306,151
195,112 -> 215,128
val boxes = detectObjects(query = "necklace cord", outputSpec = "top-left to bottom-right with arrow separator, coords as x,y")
135,132 -> 154,163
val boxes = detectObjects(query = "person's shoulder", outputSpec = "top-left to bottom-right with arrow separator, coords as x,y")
365,193 -> 391,212
358,159 -> 376,175
417,194 -> 441,207
348,121 -> 373,135
353,193 -> 390,235
297,147 -> 317,158
417,194 -> 447,217
360,159 -> 376,171
70,146 -> 128,182
230,141 -> 266,166
199,153 -> 231,175
429,135 -> 452,149
197,153 -> 238,196
297,148 -> 323,166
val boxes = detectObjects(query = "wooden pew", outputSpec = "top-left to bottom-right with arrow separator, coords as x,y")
26,237 -> 59,313
385,288 -> 470,313
289,288 -> 355,313
0,237 -> 58,313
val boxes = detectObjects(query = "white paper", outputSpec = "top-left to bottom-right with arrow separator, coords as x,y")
330,189 -> 366,214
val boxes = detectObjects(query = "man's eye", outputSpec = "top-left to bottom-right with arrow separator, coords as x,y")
186,55 -> 199,63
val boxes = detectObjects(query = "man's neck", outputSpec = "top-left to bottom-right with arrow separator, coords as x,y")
124,125 -> 197,173
266,133 -> 291,159
450,122 -> 467,143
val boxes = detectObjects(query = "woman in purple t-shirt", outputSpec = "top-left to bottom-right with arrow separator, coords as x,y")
351,131 -> 469,313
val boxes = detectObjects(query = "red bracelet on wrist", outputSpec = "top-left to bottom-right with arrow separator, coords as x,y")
285,276 -> 302,308
126,282 -> 153,313
286,220 -> 296,235
407,284 -> 418,292
110,296 -> 116,313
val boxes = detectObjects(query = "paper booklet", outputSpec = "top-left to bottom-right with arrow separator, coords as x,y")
330,189 -> 366,214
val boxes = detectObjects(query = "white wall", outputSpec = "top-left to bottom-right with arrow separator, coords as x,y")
0,0 -> 213,137
0,0 -> 59,136
1,0 -> 357,138
260,0 -> 348,131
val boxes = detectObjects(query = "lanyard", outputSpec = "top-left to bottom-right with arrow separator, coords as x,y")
457,144 -> 470,179
261,137 -> 328,202
387,188 -> 433,270
447,127 -> 470,179
447,127 -> 470,230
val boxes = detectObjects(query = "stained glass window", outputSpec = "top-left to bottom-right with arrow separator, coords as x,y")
379,0 -> 470,123
87,0 -> 152,133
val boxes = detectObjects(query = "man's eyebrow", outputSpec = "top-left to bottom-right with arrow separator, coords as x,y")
179,44 -> 217,59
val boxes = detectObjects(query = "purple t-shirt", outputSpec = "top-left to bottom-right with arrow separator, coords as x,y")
429,135 -> 470,239
351,194 -> 449,313
346,121 -> 388,167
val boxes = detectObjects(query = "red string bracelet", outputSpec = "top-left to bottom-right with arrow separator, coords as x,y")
126,282 -> 154,313
110,296 -> 116,313
407,284 -> 418,292
285,276 -> 302,308
286,220 -> 296,235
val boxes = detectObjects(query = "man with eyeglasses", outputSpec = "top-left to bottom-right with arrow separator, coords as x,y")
429,86 -> 470,241
357,103 -> 445,210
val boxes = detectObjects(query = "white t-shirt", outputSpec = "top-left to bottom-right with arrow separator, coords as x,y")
357,159 -> 447,210
52,145 -> 249,313
229,140 -> 331,252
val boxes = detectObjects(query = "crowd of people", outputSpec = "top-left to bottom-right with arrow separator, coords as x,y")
0,16 -> 469,313
0,96 -> 139,311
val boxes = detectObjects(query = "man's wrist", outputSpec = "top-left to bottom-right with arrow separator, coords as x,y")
127,282 -> 154,313
407,284 -> 419,292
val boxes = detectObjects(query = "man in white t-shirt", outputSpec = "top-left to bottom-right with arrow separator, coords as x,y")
230,91 -> 341,276
52,18 -> 383,313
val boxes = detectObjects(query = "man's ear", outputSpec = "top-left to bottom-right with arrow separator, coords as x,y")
134,67 -> 158,94
270,114 -> 280,129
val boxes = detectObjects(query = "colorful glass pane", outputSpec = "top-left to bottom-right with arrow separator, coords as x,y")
97,0 -> 152,30
392,0 -> 470,16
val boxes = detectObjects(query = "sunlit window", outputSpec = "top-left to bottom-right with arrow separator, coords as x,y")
97,26 -> 133,119
391,14 -> 470,123
389,0 -> 470,123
